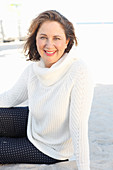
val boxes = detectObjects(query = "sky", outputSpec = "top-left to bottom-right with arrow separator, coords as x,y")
0,0 -> 113,22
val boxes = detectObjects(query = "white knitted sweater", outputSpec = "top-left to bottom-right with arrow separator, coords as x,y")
0,51 -> 94,170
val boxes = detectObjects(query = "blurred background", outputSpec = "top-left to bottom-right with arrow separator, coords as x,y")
0,0 -> 113,92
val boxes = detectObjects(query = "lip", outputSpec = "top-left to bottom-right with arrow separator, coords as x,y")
44,50 -> 56,56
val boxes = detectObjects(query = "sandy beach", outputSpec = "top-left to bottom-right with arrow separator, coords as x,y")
0,42 -> 113,170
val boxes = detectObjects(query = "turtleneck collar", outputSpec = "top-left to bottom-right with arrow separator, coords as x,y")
33,49 -> 77,86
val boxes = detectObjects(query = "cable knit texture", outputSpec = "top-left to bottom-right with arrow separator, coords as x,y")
0,51 -> 94,170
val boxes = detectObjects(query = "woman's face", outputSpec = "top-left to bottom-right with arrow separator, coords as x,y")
36,21 -> 69,68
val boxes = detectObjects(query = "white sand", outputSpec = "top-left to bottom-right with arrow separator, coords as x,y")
0,42 -> 113,170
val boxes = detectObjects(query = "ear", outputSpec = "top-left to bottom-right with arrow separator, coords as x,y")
65,39 -> 69,49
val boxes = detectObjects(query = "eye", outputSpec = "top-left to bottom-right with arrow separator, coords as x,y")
40,37 -> 47,40
54,37 -> 61,40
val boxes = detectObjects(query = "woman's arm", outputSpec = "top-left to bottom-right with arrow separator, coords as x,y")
0,65 -> 30,108
69,64 -> 94,170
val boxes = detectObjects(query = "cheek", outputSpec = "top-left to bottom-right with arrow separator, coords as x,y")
36,39 -> 44,50
56,41 -> 67,51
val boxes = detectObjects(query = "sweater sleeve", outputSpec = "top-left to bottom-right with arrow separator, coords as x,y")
0,65 -> 30,108
69,64 -> 94,170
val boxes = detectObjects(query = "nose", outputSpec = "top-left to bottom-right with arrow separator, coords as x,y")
45,39 -> 54,49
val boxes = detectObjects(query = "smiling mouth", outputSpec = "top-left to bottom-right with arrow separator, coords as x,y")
44,50 -> 56,56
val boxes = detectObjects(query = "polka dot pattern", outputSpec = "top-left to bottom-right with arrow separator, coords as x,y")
0,107 -> 28,137
0,107 -> 68,164
0,137 -> 67,164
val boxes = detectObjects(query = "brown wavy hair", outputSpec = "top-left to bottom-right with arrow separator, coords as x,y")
24,10 -> 78,61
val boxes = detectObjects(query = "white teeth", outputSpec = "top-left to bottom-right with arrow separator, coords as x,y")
46,51 -> 55,54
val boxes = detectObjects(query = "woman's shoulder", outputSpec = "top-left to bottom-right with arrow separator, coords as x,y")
21,62 -> 37,80
71,57 -> 89,73
23,62 -> 37,72
69,57 -> 93,83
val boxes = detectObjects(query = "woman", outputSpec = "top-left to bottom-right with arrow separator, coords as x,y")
0,10 -> 94,170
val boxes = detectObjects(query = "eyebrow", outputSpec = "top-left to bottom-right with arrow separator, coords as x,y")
40,34 -> 47,36
40,33 -> 62,37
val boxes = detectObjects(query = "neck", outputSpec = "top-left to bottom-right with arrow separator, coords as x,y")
33,50 -> 77,86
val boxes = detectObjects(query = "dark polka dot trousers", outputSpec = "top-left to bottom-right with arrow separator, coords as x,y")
0,107 -> 68,164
